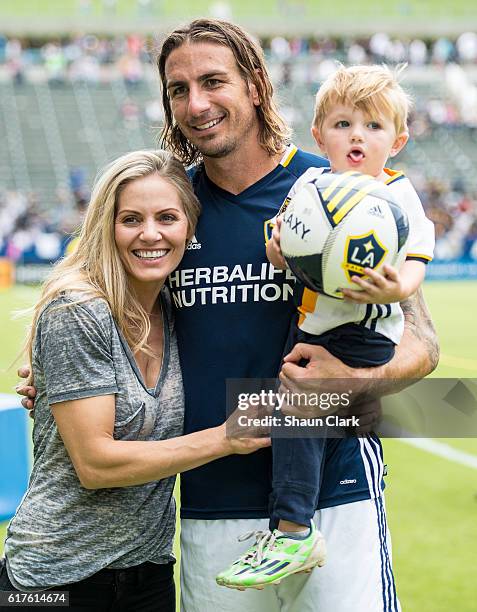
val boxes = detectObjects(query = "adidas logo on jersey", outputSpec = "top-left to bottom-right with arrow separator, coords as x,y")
339,478 -> 357,485
186,235 -> 202,250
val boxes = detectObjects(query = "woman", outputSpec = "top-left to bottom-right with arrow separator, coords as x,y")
0,150 -> 268,611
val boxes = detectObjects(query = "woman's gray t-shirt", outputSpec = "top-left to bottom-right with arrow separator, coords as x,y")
5,290 -> 184,590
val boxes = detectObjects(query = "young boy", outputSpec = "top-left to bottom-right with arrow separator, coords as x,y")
217,64 -> 435,589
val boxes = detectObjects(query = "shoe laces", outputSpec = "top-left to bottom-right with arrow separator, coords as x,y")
237,530 -> 278,567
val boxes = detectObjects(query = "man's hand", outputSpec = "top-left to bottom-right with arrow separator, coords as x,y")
279,343 -> 374,411
278,344 -> 383,430
278,285 -> 439,423
342,264 -> 405,304
281,343 -> 356,382
16,365 -> 36,417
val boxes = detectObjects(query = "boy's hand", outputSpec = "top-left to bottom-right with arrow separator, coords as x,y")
267,216 -> 287,270
342,264 -> 405,304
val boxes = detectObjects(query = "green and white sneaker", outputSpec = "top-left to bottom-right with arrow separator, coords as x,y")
216,521 -> 326,589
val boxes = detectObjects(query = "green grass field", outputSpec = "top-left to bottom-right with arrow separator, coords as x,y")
1,0 -> 476,35
1,281 -> 477,610
1,0 -> 476,20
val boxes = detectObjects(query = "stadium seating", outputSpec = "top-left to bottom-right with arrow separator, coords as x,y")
1,61 -> 476,271
0,78 -> 159,206
1,65 -> 477,205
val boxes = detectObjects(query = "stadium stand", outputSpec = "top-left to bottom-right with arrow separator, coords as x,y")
1,33 -> 476,275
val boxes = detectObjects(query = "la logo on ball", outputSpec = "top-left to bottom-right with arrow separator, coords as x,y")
343,231 -> 388,282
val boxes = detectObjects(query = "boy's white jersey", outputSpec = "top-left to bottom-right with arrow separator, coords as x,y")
283,167 -> 435,345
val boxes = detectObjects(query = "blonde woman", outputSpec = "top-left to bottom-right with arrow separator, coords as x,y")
0,150 -> 268,611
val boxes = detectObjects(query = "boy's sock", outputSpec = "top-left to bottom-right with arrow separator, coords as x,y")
279,526 -> 310,540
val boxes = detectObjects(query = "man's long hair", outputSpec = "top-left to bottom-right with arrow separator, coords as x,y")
158,18 -> 290,165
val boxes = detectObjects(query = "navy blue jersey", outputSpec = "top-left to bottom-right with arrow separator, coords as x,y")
170,145 -> 385,519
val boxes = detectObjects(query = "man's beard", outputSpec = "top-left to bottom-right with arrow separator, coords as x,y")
198,136 -> 237,159
188,113 -> 257,160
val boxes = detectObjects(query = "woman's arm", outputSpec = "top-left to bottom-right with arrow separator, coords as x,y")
52,395 -> 269,490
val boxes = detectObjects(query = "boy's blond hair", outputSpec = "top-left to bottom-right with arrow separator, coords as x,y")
313,64 -> 411,136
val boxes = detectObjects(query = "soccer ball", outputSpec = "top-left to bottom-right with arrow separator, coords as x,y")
280,171 -> 409,299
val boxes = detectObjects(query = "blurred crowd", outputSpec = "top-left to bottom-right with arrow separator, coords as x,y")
1,31 -> 476,266
1,177 -> 476,265
405,173 -> 477,262
0,172 -> 88,265
0,34 -> 150,85
1,31 -> 477,86
2,32 -> 476,132
264,31 -> 477,66
0,190 -> 69,265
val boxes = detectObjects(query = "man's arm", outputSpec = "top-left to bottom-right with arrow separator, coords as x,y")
397,287 -> 439,377
279,288 -> 439,400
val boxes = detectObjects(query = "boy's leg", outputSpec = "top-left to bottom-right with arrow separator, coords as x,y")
215,435 -> 327,589
269,434 -> 326,530
215,325 -> 328,589
270,322 -> 328,530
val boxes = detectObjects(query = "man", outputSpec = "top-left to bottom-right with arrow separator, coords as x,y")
157,18 -> 438,612
19,18 -> 438,612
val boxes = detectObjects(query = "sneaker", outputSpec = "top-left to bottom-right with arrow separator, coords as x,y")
215,521 -> 326,589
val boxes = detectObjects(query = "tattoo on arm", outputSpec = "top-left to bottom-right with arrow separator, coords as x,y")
401,288 -> 440,372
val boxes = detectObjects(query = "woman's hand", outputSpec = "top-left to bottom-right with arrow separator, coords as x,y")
225,430 -> 271,454
50,396 -> 269,490
220,407 -> 271,454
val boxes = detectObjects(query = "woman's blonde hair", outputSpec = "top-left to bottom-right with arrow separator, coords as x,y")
313,64 -> 412,135
158,18 -> 291,165
23,149 -> 200,380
